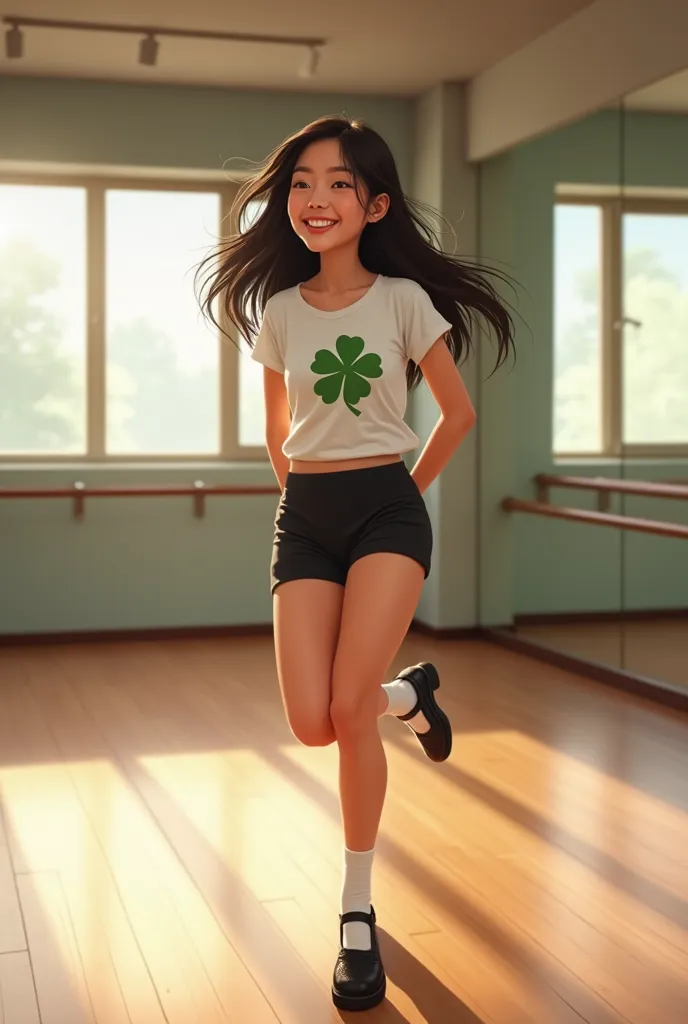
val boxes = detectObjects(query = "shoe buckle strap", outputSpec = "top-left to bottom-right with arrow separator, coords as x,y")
398,702 -> 421,721
340,909 -> 374,926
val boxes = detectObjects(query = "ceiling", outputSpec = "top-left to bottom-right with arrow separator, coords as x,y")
625,67 -> 688,114
0,0 -> 596,96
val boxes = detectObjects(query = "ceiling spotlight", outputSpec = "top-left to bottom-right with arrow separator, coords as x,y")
5,23 -> 23,59
139,32 -> 159,67
299,44 -> 320,79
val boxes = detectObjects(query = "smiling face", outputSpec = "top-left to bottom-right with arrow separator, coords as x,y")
287,137 -> 388,255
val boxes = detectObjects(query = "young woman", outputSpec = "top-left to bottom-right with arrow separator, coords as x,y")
197,115 -> 515,1012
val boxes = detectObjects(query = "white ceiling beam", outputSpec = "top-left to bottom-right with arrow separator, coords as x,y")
467,0 -> 688,161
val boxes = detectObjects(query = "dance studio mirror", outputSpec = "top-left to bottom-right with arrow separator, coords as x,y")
617,68 -> 688,696
478,71 -> 688,703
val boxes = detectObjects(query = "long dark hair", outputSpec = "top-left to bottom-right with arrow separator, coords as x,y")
195,115 -> 516,389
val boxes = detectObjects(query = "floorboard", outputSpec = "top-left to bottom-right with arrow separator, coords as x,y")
0,635 -> 686,1023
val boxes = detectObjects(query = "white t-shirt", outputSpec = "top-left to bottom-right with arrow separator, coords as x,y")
250,274 -> 452,461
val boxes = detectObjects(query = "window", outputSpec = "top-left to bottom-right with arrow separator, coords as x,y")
553,204 -> 603,454
0,184 -> 87,454
623,213 -> 688,447
0,174 -> 265,461
553,195 -> 688,457
237,200 -> 267,447
105,189 -> 221,455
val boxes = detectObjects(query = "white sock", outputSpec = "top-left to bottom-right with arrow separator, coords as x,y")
340,847 -> 375,951
381,677 -> 431,734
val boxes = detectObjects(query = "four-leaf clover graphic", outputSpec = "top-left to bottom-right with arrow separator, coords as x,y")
310,335 -> 383,417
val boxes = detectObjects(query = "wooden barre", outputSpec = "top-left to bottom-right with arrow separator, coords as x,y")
0,483 -> 282,522
502,498 -> 688,540
536,473 -> 688,502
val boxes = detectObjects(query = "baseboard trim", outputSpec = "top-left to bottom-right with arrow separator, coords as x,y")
514,607 -> 688,627
485,627 -> 688,714
0,623 -> 275,645
0,619 -> 480,647
410,621 -> 483,640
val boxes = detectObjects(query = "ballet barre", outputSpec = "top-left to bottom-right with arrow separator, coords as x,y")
504,473 -> 688,539
502,498 -> 688,539
534,473 -> 688,510
0,482 -> 281,521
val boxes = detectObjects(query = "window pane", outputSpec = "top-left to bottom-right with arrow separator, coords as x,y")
238,200 -> 267,447
106,190 -> 220,454
239,335 -> 267,446
623,213 -> 688,445
0,185 -> 86,453
553,204 -> 603,454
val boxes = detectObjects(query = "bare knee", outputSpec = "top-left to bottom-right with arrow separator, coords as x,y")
289,714 -> 336,748
330,690 -> 379,742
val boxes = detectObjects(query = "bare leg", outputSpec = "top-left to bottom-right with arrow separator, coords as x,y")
330,553 -> 425,852
273,578 -> 344,747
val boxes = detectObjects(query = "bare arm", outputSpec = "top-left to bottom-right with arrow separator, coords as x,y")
263,366 -> 292,490
410,337 -> 476,495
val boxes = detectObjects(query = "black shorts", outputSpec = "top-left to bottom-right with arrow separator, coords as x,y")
270,460 -> 433,594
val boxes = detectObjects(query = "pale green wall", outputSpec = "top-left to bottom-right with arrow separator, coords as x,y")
411,83 -> 479,630
4,78 -> 684,637
475,148 -> 517,626
478,108 -> 688,621
0,76 -> 413,181
0,76 -> 415,636
0,464 -> 277,633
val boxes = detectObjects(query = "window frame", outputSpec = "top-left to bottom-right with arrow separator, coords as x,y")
555,192 -> 688,460
0,170 -> 266,464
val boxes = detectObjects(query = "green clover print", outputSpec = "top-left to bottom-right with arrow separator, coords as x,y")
310,335 -> 383,417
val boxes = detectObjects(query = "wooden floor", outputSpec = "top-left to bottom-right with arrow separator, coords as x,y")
0,635 -> 686,1024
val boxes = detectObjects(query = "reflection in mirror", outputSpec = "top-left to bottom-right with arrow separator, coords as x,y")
478,103 -> 627,675
620,70 -> 688,695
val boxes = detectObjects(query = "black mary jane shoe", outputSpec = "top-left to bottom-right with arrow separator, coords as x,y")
332,906 -> 386,1012
396,662 -> 453,763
